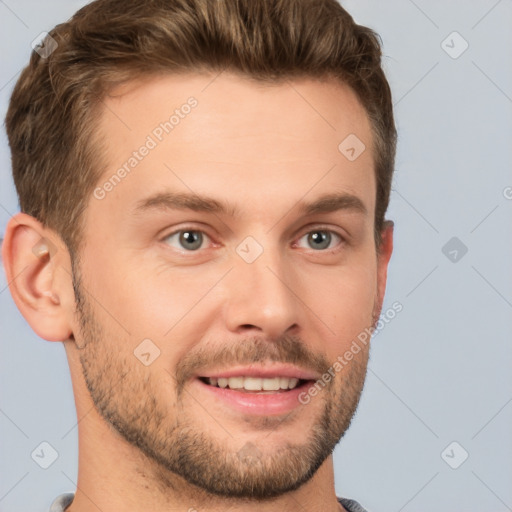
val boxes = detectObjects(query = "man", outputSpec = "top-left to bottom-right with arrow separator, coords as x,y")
2,0 -> 395,510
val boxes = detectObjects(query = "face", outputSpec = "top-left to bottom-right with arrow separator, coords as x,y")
71,71 -> 389,499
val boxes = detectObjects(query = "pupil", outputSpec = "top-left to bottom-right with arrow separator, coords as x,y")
309,231 -> 330,250
180,231 -> 202,250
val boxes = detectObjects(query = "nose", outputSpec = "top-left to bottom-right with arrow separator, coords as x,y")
222,246 -> 300,338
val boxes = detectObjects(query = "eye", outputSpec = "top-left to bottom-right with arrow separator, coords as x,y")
162,229 -> 210,251
296,229 -> 344,251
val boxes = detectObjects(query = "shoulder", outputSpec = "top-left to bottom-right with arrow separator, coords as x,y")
48,493 -> 74,512
338,496 -> 371,512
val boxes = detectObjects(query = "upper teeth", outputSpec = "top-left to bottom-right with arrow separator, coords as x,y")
206,376 -> 300,391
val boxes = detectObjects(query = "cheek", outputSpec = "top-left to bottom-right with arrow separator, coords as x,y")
104,266 -> 231,375
299,257 -> 377,341
82,247 -> 217,336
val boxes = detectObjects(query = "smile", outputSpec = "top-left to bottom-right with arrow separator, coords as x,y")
193,376 -> 315,416
199,376 -> 306,393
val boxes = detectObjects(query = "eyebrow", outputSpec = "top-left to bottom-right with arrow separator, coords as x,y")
132,191 -> 367,218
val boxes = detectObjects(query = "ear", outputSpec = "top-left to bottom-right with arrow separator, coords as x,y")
375,220 -> 394,312
1,212 -> 74,342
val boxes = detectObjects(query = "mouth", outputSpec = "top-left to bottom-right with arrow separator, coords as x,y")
192,372 -> 317,416
198,376 -> 310,393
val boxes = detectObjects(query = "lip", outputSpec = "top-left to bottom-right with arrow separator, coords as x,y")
196,364 -> 320,381
192,377 -> 314,416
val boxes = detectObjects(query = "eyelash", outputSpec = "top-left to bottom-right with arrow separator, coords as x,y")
160,225 -> 346,253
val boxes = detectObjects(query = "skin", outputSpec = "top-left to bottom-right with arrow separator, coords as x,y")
2,71 -> 393,512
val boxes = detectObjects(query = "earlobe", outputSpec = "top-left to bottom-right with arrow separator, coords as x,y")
2,213 -> 73,342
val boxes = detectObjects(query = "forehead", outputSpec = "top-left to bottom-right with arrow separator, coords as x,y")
90,71 -> 375,222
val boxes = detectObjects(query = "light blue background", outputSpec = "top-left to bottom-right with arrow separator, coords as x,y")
1,1 -> 511,511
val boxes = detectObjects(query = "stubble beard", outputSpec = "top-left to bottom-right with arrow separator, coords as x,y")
71,262 -> 372,501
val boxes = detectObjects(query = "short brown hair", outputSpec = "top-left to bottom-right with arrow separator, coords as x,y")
5,0 -> 396,260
